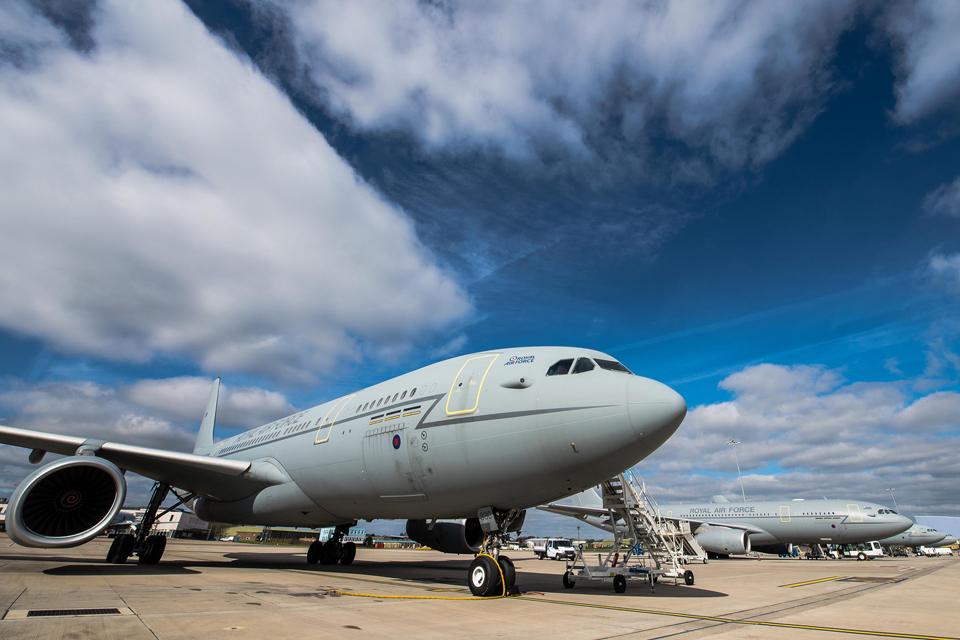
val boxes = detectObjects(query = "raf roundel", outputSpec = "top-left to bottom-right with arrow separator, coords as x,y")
392,434 -> 401,450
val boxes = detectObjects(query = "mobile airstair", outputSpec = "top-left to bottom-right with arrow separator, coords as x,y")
563,468 -> 705,593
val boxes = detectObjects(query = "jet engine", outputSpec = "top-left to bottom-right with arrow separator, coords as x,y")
406,518 -> 483,554
6,456 -> 126,548
695,527 -> 751,556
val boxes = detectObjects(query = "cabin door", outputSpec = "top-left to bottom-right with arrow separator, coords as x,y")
445,354 -> 499,416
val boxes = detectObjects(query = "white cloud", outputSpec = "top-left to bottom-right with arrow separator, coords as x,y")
0,0 -> 469,384
643,363 -> 960,514
0,375 -> 296,500
929,253 -> 960,292
924,176 -> 960,217
883,0 -> 960,124
274,0 -> 857,181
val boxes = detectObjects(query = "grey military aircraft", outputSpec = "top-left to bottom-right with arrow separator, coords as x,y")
541,491 -> 913,557
0,347 -> 686,596
876,524 -> 949,549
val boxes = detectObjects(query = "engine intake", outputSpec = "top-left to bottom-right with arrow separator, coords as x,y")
7,456 -> 126,548
695,527 -> 751,556
406,518 -> 483,554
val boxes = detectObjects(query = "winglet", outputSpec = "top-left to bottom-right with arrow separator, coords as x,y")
194,378 -> 220,454
712,495 -> 730,503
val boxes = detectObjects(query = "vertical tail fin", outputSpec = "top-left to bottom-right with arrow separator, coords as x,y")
194,378 -> 220,454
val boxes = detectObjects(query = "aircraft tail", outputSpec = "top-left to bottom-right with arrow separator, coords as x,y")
194,378 -> 220,454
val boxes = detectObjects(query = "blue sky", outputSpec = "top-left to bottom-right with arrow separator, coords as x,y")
1,1 -> 959,538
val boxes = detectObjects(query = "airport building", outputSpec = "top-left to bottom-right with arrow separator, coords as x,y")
134,508 -> 210,539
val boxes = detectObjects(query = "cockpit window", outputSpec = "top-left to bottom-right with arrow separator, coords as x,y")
595,358 -> 633,374
572,358 -> 595,374
546,359 -> 574,376
878,509 -> 898,515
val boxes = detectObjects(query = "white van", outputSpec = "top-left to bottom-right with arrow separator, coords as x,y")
840,541 -> 885,560
918,546 -> 954,557
530,538 -> 577,560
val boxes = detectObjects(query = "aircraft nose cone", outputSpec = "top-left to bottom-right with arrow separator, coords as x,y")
627,377 -> 687,450
891,515 -> 914,536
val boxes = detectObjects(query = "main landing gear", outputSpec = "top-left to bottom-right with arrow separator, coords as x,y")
307,524 -> 357,566
468,507 -> 523,597
106,482 -> 194,566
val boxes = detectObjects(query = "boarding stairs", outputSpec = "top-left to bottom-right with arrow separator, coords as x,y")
603,469 -> 707,569
564,469 -> 704,592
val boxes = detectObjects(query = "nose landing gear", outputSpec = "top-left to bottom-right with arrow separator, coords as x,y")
467,507 -> 524,597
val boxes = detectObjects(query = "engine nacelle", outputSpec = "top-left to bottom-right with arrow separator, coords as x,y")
695,527 -> 751,556
406,518 -> 483,554
6,456 -> 126,548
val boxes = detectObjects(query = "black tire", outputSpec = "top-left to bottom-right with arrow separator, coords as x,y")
562,571 -> 575,589
613,574 -> 626,593
138,535 -> 166,565
307,540 -> 323,564
106,536 -> 121,563
497,556 -> 516,586
858,552 -> 867,561
684,570 -> 695,586
319,539 -> 339,565
109,534 -> 134,564
468,555 -> 502,597
340,542 -> 357,565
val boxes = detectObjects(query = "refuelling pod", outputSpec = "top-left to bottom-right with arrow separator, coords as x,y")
406,518 -> 483,554
695,527 -> 752,556
6,456 -> 126,548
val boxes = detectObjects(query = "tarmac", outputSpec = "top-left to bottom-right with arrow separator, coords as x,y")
0,534 -> 957,640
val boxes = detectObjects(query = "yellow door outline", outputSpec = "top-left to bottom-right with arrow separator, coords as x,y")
314,394 -> 356,444
779,506 -> 791,523
445,354 -> 499,416
847,504 -> 863,522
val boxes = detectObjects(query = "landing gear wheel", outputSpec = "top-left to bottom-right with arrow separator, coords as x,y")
138,535 -> 166,565
613,574 -> 626,593
340,542 -> 357,565
307,540 -> 322,564
562,571 -> 575,589
319,539 -> 339,565
106,536 -> 122,563
684,570 -> 695,586
858,552 -> 867,561
468,555 -> 502,597
497,556 -> 515,586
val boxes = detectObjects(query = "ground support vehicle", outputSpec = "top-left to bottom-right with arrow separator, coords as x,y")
561,470 -> 695,593
918,546 -> 954,557
839,541 -> 885,560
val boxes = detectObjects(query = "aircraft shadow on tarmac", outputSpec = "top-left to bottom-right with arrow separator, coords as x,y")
8,549 -> 728,597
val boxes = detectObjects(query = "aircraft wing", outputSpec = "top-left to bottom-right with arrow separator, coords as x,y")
0,424 -> 282,502
537,503 -> 610,519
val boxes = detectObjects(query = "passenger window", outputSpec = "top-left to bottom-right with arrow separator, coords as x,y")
377,398 -> 383,407
363,402 -> 369,411
546,359 -> 574,376
400,390 -> 407,400
572,358 -> 595,374
356,406 -> 361,414
410,388 -> 417,397
392,393 -> 399,402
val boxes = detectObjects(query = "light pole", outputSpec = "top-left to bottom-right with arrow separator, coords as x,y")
886,488 -> 899,512
577,525 -> 581,543
728,439 -> 746,502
